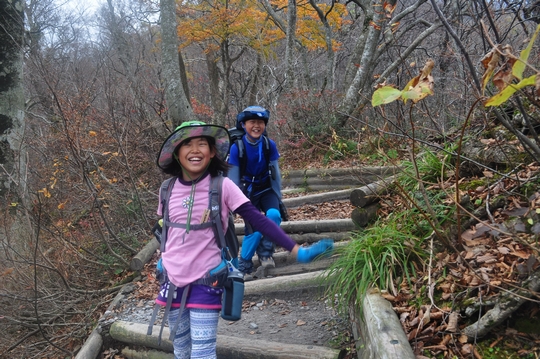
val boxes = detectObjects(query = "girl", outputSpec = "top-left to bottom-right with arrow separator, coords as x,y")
156,120 -> 333,359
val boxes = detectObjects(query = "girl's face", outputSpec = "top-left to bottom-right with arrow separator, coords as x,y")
243,119 -> 266,140
177,136 -> 215,180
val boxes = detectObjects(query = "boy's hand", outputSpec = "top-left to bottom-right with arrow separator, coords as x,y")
297,239 -> 334,263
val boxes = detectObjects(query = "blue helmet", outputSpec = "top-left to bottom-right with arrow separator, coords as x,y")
236,106 -> 270,129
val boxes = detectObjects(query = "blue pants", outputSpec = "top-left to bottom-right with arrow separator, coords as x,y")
239,208 -> 281,273
247,190 -> 281,258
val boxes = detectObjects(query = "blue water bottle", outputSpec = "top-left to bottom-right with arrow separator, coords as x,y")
221,262 -> 244,321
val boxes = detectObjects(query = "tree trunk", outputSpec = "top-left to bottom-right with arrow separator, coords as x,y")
284,0 -> 297,91
337,0 -> 383,124
160,0 -> 195,127
0,0 -> 31,251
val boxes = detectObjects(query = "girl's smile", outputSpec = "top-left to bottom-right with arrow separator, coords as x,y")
177,136 -> 215,180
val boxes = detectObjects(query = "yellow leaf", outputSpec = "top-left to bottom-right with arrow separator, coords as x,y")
513,24 -> 540,80
485,75 -> 536,106
89,131 -> 97,137
39,188 -> 51,198
372,86 -> 402,106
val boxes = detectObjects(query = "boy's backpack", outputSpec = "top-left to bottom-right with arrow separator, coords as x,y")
148,173 -> 239,343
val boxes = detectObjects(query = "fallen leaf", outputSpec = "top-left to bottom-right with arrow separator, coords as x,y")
446,312 -> 459,332
296,320 -> 306,326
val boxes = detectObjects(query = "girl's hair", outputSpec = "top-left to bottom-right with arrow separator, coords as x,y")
160,136 -> 230,177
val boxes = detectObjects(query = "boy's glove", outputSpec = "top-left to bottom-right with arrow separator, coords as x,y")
297,239 -> 334,263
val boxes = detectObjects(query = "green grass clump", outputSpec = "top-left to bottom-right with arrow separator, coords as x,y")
323,222 -> 426,314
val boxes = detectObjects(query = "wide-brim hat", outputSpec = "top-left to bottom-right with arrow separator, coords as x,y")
157,121 -> 230,169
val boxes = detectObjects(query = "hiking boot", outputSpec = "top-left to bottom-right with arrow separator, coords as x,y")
259,256 -> 275,268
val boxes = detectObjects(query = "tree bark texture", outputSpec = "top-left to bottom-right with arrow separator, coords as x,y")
0,0 -> 32,253
74,329 -> 103,359
160,0 -> 195,127
0,0 -> 26,196
353,291 -> 416,359
351,203 -> 380,227
130,238 -> 160,271
284,0 -> 297,91
349,176 -> 395,208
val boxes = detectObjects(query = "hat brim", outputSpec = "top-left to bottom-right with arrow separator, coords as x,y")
157,124 -> 230,169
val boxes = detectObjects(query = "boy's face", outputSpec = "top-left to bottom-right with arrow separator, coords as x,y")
177,136 -> 215,180
243,119 -> 266,140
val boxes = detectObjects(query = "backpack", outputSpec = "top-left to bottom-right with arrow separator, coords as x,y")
148,173 -> 240,344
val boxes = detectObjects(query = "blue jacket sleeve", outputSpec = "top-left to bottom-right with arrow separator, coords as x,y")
234,202 -> 296,252
270,160 -> 282,199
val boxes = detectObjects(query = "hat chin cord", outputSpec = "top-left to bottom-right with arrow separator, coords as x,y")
174,152 -> 211,233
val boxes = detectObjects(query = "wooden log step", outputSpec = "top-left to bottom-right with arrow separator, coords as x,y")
235,219 -> 355,235
354,291 -> 416,359
109,321 -> 343,359
351,203 -> 380,228
349,176 -> 395,208
282,166 -> 398,180
244,270 -> 328,296
282,188 -> 355,208
238,231 -> 351,246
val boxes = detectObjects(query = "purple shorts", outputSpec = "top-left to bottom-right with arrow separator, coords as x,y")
156,282 -> 224,310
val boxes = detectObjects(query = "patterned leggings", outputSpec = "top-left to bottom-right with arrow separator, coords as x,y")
168,308 -> 220,359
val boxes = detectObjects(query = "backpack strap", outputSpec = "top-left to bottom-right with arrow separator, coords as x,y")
209,174 -> 228,253
159,177 -> 175,253
160,177 -> 213,250
237,135 -> 272,184
167,283 -> 189,342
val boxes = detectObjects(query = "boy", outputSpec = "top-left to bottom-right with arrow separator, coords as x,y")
227,106 -> 283,276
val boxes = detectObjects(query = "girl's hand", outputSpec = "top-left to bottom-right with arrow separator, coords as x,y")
296,239 -> 334,263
